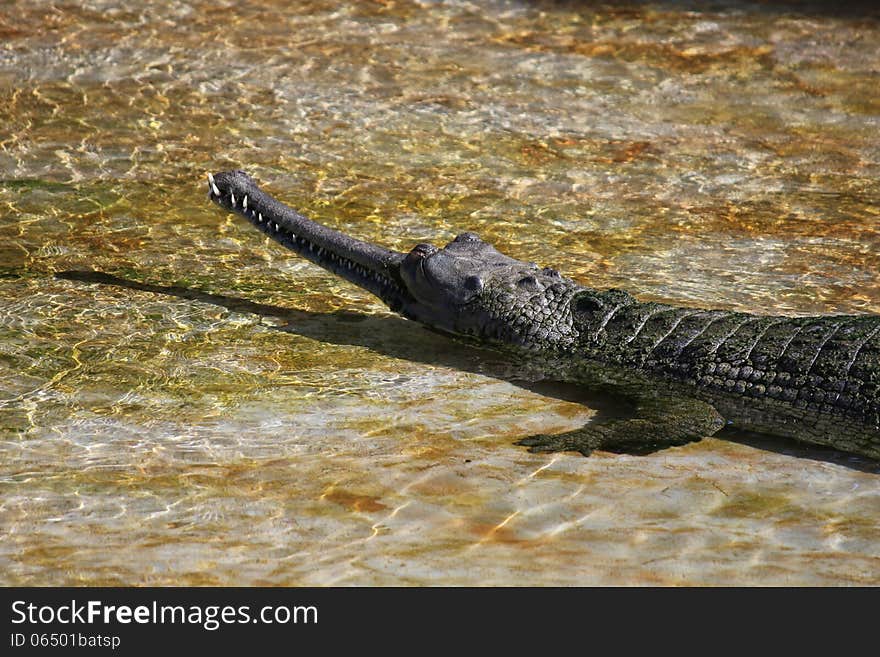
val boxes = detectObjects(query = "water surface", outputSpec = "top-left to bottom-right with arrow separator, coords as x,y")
1,0 -> 879,585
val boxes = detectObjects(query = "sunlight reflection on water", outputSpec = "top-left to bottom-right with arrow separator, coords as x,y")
1,0 -> 879,585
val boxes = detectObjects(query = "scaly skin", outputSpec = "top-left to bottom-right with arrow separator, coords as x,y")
563,292 -> 880,458
207,170 -> 880,461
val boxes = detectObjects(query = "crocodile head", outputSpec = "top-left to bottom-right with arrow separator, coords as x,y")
209,170 -> 583,348
395,232 -> 582,347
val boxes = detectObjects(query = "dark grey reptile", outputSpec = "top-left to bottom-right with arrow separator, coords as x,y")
207,170 -> 880,461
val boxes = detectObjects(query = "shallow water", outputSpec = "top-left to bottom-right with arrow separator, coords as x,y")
1,0 -> 879,585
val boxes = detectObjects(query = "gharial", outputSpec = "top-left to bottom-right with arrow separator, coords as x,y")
207,170 -> 880,461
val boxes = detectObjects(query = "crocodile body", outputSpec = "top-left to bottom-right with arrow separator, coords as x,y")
544,292 -> 880,458
207,170 -> 880,461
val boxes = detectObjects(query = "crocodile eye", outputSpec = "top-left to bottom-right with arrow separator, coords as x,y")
517,275 -> 539,289
411,243 -> 438,259
454,232 -> 482,243
464,275 -> 483,292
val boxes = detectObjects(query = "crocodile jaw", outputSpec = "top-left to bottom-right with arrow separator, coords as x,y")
208,170 -> 411,311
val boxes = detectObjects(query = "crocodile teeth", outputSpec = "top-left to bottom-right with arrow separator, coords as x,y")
257,212 -> 263,223
230,192 -> 236,206
207,173 -> 220,196
243,195 -> 248,210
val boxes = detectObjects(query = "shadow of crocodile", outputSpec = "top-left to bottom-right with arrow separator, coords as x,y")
55,270 -> 880,473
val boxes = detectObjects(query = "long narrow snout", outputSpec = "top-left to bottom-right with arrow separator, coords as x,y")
208,170 -> 409,310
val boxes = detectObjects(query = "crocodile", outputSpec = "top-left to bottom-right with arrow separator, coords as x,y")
207,169 -> 880,461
